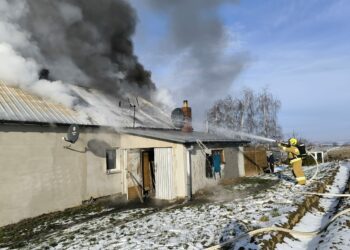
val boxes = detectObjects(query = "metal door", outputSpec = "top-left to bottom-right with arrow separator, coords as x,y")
154,148 -> 174,200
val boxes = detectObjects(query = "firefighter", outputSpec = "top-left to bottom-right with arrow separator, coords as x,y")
278,138 -> 306,185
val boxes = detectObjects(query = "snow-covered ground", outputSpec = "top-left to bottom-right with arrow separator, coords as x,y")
0,162 -> 349,250
276,161 -> 350,250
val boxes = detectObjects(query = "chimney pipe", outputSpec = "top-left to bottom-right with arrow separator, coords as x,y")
39,68 -> 50,80
181,100 -> 193,132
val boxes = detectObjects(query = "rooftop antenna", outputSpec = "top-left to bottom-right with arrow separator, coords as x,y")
136,96 -> 140,107
128,98 -> 137,128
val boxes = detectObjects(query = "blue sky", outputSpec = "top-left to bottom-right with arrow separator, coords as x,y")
130,0 -> 350,142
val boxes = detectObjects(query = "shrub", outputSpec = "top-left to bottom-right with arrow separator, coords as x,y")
259,215 -> 269,222
271,208 -> 281,217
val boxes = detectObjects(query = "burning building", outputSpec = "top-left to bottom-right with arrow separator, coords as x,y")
0,81 -> 248,227
0,0 -> 250,228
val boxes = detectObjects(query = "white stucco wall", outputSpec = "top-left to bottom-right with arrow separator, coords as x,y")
0,125 -> 122,227
191,147 -> 220,193
191,146 -> 242,194
238,146 -> 245,176
0,127 -> 243,227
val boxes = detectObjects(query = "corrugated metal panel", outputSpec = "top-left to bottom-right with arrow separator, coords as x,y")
0,81 -> 91,125
154,148 -> 175,200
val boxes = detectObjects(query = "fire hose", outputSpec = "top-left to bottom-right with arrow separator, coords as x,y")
206,152 -> 350,249
301,152 -> 350,197
206,207 -> 350,250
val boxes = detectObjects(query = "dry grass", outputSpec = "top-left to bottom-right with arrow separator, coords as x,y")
327,147 -> 350,161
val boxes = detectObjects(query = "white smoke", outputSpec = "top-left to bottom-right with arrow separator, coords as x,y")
0,43 -> 38,85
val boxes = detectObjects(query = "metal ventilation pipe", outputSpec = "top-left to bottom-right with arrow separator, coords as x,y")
186,145 -> 193,200
181,100 -> 193,132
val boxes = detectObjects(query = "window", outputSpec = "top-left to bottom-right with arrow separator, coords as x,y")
106,149 -> 120,174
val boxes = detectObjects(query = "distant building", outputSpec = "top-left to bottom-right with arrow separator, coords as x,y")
0,82 -> 248,227
309,151 -> 325,164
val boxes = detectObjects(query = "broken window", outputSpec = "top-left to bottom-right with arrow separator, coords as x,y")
106,149 -> 120,173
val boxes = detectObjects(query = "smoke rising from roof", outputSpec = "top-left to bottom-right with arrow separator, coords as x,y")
0,0 -> 176,128
0,0 -> 154,96
144,0 -> 249,126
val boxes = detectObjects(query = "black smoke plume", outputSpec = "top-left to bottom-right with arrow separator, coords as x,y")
9,0 -> 155,96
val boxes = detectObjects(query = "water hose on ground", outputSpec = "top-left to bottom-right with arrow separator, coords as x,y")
206,207 -> 350,250
296,153 -> 350,197
299,192 -> 350,197
306,152 -> 319,182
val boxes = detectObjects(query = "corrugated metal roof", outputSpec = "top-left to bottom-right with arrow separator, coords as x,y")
0,80 -> 174,128
0,81 -> 91,125
121,128 -> 250,144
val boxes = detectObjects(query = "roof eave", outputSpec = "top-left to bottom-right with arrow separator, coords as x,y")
0,119 -> 102,128
123,130 -> 250,146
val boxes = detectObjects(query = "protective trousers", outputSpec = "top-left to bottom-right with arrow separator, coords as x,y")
290,158 -> 306,185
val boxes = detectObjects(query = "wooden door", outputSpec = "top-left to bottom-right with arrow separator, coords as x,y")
142,151 -> 152,192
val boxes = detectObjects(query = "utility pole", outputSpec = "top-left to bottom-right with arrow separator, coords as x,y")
132,104 -> 136,128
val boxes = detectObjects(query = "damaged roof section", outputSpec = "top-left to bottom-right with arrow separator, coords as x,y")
0,81 -> 174,128
0,81 -> 91,125
0,81 -> 247,145
122,127 -> 249,145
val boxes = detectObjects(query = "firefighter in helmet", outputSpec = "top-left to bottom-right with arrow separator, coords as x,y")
278,138 -> 306,185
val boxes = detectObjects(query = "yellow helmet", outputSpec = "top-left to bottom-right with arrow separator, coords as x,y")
289,138 -> 298,146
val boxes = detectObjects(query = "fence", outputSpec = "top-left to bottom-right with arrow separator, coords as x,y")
243,147 -> 268,176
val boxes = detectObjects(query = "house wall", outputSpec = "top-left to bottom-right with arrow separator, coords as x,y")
0,126 -> 245,227
120,134 -> 188,199
191,146 -> 243,194
191,147 -> 219,193
0,125 -> 121,227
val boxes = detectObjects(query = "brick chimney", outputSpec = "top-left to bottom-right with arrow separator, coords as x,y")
181,100 -> 193,132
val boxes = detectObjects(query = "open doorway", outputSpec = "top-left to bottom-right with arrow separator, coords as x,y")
126,147 -> 174,201
141,149 -> 155,198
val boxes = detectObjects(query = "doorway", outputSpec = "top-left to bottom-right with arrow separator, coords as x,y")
141,149 -> 155,198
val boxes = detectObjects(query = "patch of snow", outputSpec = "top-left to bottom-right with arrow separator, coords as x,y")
276,161 -> 350,250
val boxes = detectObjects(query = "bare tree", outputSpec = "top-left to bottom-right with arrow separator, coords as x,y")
256,88 -> 282,140
242,87 -> 256,133
207,87 -> 282,140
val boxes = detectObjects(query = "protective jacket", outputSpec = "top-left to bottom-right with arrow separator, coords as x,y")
280,145 -> 300,160
278,144 -> 306,185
